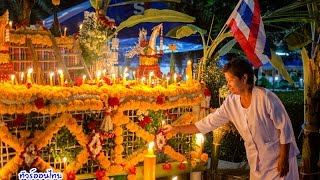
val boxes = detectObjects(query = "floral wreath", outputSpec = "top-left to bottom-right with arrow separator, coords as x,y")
155,129 -> 166,151
19,142 -> 39,167
87,131 -> 103,159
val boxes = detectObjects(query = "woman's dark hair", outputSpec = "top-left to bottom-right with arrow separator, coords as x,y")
222,58 -> 254,88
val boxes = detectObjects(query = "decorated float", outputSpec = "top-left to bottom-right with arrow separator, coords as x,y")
0,2 -> 212,180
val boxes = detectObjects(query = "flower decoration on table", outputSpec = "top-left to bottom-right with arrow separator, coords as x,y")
95,169 -> 107,180
178,162 -> 187,171
162,162 -> 172,171
65,171 -> 76,180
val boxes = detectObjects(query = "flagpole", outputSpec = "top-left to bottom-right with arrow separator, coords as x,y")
215,0 -> 243,39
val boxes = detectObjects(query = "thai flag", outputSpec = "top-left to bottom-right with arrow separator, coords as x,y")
227,0 -> 271,69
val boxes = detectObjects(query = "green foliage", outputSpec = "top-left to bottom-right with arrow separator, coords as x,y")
201,58 -> 226,108
48,126 -> 82,162
145,110 -> 166,134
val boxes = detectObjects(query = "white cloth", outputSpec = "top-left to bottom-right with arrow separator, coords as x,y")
195,87 -> 300,179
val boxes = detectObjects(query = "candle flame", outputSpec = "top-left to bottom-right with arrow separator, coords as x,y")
21,72 -> 24,78
58,70 -> 63,75
97,70 -> 101,77
79,24 -> 83,30
196,133 -> 204,145
62,157 -> 67,163
148,142 -> 154,149
50,72 -> 54,77
133,71 -> 135,75
149,71 -> 154,76
11,74 -> 15,80
28,68 -> 33,74
172,176 -> 178,180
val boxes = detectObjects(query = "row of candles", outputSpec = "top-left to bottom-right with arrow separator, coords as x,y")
144,133 -> 204,180
7,60 -> 193,87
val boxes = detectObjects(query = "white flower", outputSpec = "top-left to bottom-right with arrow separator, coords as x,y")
155,132 -> 166,151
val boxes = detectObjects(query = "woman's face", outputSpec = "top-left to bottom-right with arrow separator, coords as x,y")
224,71 -> 247,95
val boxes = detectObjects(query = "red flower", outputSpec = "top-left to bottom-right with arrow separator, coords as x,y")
138,121 -> 147,128
74,76 -> 83,86
66,171 -> 76,180
13,114 -> 26,127
35,98 -> 45,109
21,20 -> 29,26
103,77 -> 112,85
26,82 -> 32,89
156,95 -> 164,105
178,162 -> 186,171
88,121 -> 98,130
143,116 -> 151,124
204,88 -> 211,97
162,162 -> 172,171
108,97 -> 120,107
36,21 -> 44,26
95,169 -> 106,180
15,23 -> 21,29
128,166 -> 137,175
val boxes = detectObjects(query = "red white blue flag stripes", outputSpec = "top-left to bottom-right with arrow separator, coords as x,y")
227,0 -> 271,69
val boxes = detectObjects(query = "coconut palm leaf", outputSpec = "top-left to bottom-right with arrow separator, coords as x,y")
115,9 -> 195,34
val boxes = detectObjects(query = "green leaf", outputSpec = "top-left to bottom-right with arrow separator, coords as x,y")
215,39 -> 237,57
283,25 -> 312,50
109,0 -> 181,7
115,9 -> 195,34
270,50 -> 294,83
206,32 -> 233,59
166,24 -> 206,39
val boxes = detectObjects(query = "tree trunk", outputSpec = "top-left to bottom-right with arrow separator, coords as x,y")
18,0 -> 35,23
300,48 -> 320,180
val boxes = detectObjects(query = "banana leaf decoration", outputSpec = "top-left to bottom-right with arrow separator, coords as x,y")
166,24 -> 207,54
114,9 -> 195,38
270,50 -> 293,83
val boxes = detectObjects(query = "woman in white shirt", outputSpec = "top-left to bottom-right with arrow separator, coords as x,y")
163,58 -> 300,180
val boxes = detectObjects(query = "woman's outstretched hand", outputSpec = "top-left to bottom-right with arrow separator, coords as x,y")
162,125 -> 178,134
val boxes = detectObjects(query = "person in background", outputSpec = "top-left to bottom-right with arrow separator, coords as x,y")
163,58 -> 300,180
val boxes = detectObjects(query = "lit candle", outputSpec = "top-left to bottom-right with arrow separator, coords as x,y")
186,60 -> 192,82
20,72 -> 24,84
133,71 -> 136,80
148,72 -> 154,86
144,142 -> 156,180
162,120 -> 166,126
43,20 -> 45,27
64,27 -> 67,37
141,77 -> 146,84
58,70 -> 64,86
49,72 -> 54,86
79,24 -> 83,31
112,73 -> 116,84
166,77 -> 169,88
82,75 -> 86,85
102,69 -> 106,77
96,70 -> 101,85
11,75 -> 15,85
63,157 -> 67,171
123,67 -> 128,85
186,75 -> 188,83
195,133 -> 204,158
174,73 -> 177,84
27,68 -> 33,83
9,21 -> 12,29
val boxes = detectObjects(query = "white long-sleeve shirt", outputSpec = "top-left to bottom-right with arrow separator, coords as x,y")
195,87 -> 300,179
